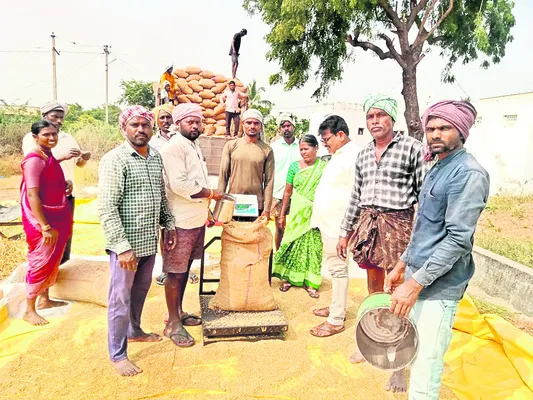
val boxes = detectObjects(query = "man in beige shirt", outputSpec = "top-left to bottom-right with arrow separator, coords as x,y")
218,109 -> 275,219
159,104 -> 223,347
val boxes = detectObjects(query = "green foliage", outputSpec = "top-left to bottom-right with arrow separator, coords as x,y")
244,0 -> 516,98
118,79 -> 155,109
263,114 -> 310,143
247,80 -> 274,116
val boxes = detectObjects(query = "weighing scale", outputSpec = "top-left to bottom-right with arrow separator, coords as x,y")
199,195 -> 288,345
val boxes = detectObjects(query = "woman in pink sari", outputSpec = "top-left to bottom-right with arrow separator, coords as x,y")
21,120 -> 73,325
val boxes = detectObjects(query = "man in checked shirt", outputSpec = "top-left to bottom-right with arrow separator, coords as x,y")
337,93 -> 427,393
99,106 -> 177,377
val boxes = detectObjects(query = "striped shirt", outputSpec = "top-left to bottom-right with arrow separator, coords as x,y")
98,142 -> 175,257
340,133 -> 427,237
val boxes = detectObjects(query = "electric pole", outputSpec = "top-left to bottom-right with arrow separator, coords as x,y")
51,32 -> 59,101
104,45 -> 110,123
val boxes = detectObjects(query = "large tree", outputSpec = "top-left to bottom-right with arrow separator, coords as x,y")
244,0 -> 515,140
119,79 -> 155,109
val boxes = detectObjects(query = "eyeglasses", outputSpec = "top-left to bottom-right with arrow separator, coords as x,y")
320,134 -> 336,144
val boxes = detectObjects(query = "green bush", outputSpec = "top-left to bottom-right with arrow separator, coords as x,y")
70,121 -> 123,159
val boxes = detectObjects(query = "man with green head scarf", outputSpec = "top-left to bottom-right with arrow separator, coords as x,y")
336,93 -> 427,393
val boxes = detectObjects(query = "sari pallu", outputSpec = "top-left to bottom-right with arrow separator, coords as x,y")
273,160 -> 326,289
21,153 -> 73,299
349,207 -> 414,270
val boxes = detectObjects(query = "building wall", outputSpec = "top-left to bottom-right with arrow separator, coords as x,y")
468,93 -> 533,195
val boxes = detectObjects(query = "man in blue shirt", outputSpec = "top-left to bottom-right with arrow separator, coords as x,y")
385,100 -> 490,400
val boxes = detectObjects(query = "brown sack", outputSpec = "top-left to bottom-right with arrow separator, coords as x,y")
213,94 -> 221,103
204,125 -> 216,136
203,109 -> 215,118
202,100 -> 218,109
199,90 -> 216,100
209,218 -> 277,311
201,70 -> 215,79
205,117 -> 217,125
216,119 -> 226,127
177,79 -> 193,95
185,66 -> 202,75
177,95 -> 191,103
214,112 -> 226,121
49,259 -> 110,307
212,83 -> 227,94
199,78 -> 216,89
214,104 -> 225,115
232,78 -> 244,87
173,68 -> 189,79
186,94 -> 203,103
214,126 -> 227,136
186,74 -> 202,82
236,86 -> 248,93
213,74 -> 227,83
188,80 -> 203,92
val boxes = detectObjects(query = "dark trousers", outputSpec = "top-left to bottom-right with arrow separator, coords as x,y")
107,252 -> 156,362
60,195 -> 75,265
225,111 -> 240,136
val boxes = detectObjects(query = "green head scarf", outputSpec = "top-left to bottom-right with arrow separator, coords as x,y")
363,93 -> 398,121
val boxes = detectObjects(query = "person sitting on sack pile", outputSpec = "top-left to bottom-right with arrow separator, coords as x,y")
22,101 -> 91,265
159,104 -> 224,347
218,109 -> 274,220
98,106 -> 176,377
385,100 -> 489,400
337,93 -> 427,393
159,64 -> 176,104
270,112 -> 301,250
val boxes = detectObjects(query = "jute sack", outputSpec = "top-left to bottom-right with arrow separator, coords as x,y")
216,119 -> 226,126
213,74 -> 227,83
188,80 -> 203,92
199,90 -> 216,100
203,109 -> 215,118
177,80 -> 193,95
49,259 -> 110,307
214,126 -> 227,136
212,83 -> 227,94
205,117 -> 217,125
214,112 -> 226,121
199,78 -> 216,89
202,99 -> 218,109
186,74 -> 202,82
177,95 -> 191,103
209,217 -> 277,311
173,69 -> 189,78
214,104 -> 225,115
204,125 -> 216,136
187,94 -> 203,103
185,65 -> 202,74
200,70 -> 215,79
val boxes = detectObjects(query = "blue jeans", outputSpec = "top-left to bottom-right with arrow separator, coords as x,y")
107,252 -> 156,362
409,299 -> 459,400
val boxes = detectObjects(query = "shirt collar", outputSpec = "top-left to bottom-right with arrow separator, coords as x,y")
370,131 -> 403,149
435,148 -> 466,167
122,141 -> 154,159
334,139 -> 355,156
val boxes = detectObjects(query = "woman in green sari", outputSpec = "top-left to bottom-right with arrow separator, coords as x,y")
273,135 -> 327,298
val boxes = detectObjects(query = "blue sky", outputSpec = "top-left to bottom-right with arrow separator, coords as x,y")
1,0 -> 531,119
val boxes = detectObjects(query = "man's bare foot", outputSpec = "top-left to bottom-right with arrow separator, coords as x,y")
386,369 -> 407,393
23,310 -> 49,326
111,359 -> 142,377
128,332 -> 162,343
349,350 -> 366,364
37,298 -> 68,310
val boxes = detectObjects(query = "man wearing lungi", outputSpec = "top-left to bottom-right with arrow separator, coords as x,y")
99,106 -> 177,376
159,104 -> 224,347
385,100 -> 489,400
337,93 -> 426,392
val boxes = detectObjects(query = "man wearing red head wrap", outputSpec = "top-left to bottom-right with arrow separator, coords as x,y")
99,105 -> 177,376
385,100 -> 489,399
158,103 -> 224,347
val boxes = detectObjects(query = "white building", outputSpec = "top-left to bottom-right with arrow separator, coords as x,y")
468,92 -> 533,195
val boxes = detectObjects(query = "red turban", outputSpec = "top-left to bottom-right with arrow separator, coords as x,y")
172,103 -> 203,124
119,106 -> 154,131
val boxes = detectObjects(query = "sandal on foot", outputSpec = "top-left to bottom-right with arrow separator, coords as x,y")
310,321 -> 345,337
155,273 -> 167,286
164,323 -> 195,347
313,307 -> 330,317
306,287 -> 320,298
181,313 -> 202,326
279,281 -> 292,292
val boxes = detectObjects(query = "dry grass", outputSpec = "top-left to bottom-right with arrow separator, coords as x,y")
0,155 -> 22,177
0,226 -> 26,280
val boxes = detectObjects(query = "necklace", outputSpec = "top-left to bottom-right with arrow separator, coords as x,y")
36,147 -> 50,161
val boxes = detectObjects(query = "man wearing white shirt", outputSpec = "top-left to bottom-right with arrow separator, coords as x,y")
159,104 -> 224,347
270,113 -> 301,249
220,81 -> 248,137
309,115 -> 361,337
22,101 -> 91,264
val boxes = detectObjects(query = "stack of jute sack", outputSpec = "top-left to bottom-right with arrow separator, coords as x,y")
173,66 -> 247,136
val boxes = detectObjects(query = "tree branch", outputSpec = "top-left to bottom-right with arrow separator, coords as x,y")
407,0 -> 430,30
413,0 -> 454,49
378,0 -> 403,29
377,33 -> 406,68
346,32 -> 394,61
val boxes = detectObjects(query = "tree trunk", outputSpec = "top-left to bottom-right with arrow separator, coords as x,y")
401,65 -> 424,141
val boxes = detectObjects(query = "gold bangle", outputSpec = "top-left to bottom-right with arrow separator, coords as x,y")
208,189 -> 213,200
41,224 -> 52,232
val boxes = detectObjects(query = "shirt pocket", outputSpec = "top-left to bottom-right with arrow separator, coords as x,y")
421,189 -> 445,223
